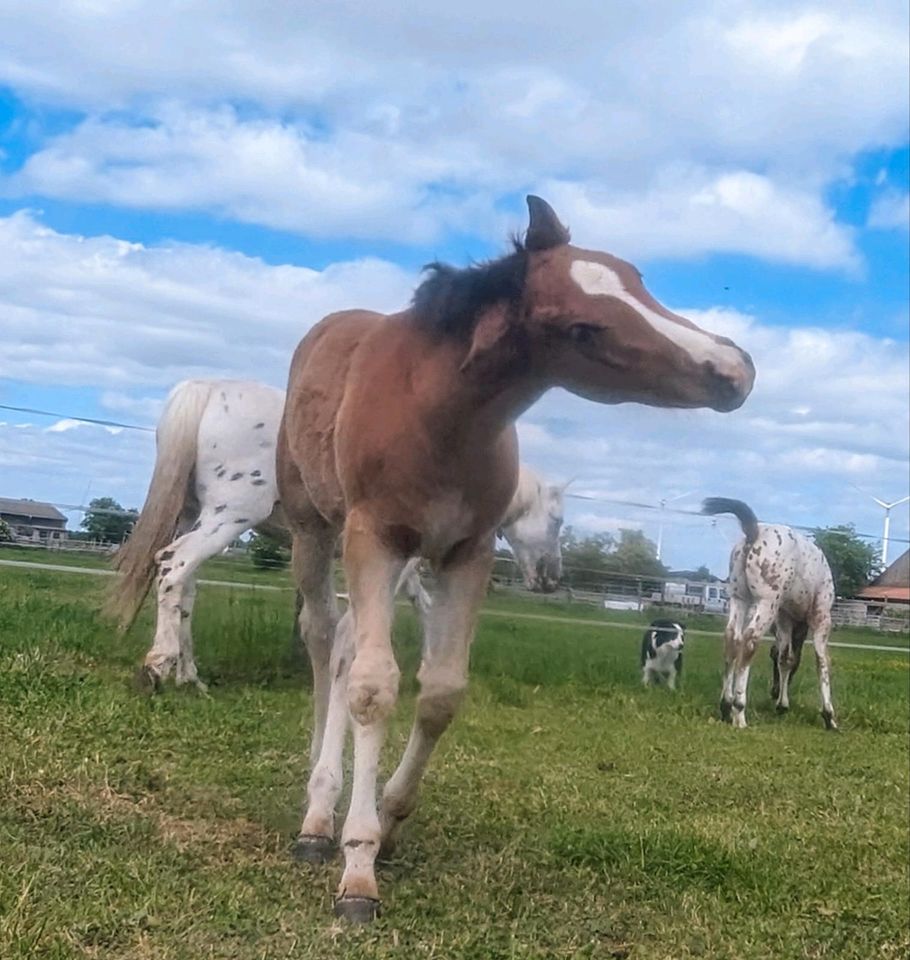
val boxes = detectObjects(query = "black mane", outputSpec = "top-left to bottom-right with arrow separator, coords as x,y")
412,240 -> 528,338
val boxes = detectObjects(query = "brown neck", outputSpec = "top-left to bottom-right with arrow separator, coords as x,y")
405,318 -> 545,445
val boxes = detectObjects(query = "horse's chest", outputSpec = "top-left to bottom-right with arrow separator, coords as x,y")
418,493 -> 477,560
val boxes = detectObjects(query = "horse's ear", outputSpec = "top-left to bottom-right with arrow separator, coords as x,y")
460,303 -> 512,373
525,196 -> 571,251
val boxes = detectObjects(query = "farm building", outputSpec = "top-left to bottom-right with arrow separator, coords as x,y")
0,497 -> 68,543
857,548 -> 910,606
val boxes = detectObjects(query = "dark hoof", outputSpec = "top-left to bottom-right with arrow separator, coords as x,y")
133,665 -> 161,696
822,711 -> 839,732
719,699 -> 732,722
292,834 -> 336,864
775,703 -> 789,715
334,896 -> 381,923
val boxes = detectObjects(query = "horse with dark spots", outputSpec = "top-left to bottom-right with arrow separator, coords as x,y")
702,497 -> 837,730
279,196 -> 754,921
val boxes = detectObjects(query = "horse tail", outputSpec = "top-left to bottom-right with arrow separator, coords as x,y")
106,380 -> 214,630
701,497 -> 760,544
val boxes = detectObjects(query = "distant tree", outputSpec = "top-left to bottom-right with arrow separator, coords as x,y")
559,525 -> 667,588
609,529 -> 667,578
0,518 -> 13,543
813,524 -> 881,597
668,565 -> 716,581
249,530 -> 290,571
80,497 -> 138,544
560,526 -> 615,585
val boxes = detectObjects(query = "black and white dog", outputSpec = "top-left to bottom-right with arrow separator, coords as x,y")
640,619 -> 685,689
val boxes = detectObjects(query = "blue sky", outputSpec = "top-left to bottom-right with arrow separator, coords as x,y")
0,1 -> 908,576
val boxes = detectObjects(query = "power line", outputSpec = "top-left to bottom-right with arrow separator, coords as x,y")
0,403 -> 155,433
564,492 -> 909,545
2,405 -> 906,546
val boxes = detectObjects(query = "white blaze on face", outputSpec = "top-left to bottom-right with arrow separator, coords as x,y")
569,259 -> 720,364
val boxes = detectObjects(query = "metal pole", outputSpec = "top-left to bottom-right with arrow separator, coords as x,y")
656,499 -> 666,561
882,508 -> 891,568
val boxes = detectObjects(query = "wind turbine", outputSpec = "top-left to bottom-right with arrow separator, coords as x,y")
853,485 -> 910,567
656,490 -> 697,562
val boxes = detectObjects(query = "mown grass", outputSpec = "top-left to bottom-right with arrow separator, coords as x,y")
0,564 -> 908,959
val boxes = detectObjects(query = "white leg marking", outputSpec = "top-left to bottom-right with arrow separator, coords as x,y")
379,540 -> 492,856
300,611 -> 354,844
335,516 -> 405,904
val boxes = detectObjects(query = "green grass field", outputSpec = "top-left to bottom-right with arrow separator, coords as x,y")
0,561 -> 908,959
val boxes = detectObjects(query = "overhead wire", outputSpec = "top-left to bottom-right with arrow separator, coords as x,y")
1,402 -> 907,544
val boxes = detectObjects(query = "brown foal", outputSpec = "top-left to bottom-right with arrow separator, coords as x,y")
277,196 -> 755,920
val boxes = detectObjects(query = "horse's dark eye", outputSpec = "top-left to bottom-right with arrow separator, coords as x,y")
569,323 -> 598,345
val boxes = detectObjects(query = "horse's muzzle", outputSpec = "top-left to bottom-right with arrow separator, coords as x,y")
704,349 -> 755,412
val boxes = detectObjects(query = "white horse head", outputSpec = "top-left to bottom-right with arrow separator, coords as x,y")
499,465 -> 567,593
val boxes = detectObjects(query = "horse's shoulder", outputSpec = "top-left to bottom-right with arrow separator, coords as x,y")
282,311 -> 386,525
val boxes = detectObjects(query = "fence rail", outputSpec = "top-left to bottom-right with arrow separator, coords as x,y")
4,538 -> 908,633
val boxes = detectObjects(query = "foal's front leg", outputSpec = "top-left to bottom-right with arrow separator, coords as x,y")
379,537 -> 493,857
335,513 -> 406,922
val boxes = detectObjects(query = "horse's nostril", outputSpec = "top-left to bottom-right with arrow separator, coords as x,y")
704,356 -> 752,411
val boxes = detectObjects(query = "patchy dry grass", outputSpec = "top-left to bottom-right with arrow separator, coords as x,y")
0,564 -> 907,959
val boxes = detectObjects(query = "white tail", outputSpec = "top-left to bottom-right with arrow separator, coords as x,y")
106,380 -> 214,629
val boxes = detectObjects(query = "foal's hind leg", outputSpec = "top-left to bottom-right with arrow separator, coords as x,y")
291,518 -> 340,767
295,606 -> 354,864
379,537 -> 492,858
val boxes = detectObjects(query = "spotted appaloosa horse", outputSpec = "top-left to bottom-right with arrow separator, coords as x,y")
107,379 -> 564,689
280,196 -> 754,921
702,497 -> 837,730
107,379 -> 287,690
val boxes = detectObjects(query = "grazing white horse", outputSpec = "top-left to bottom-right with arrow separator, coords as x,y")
109,379 -> 565,690
702,497 -> 837,730
499,468 -> 567,592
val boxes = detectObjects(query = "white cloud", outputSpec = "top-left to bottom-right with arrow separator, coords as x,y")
0,2 -> 906,262
1,3 -> 905,152
0,210 -> 416,389
5,107 -> 864,266
539,171 -> 860,269
868,191 -> 910,231
3,107 -> 490,244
